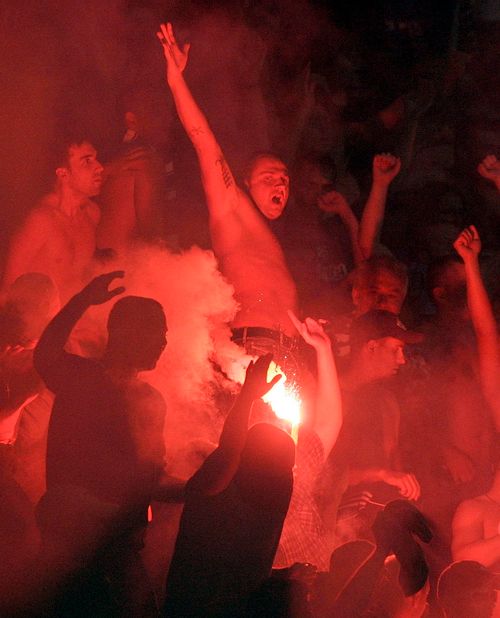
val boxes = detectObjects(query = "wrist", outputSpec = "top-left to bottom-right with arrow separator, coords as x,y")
463,255 -> 480,270
167,70 -> 184,87
371,179 -> 390,192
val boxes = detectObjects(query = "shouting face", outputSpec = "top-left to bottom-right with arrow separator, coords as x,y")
246,156 -> 290,219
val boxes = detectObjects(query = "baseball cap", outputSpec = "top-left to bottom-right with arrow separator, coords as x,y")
350,310 -> 423,349
438,560 -> 500,600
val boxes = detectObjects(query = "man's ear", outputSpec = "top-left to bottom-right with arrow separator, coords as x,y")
352,287 -> 360,306
55,167 -> 68,179
124,111 -> 138,131
432,286 -> 445,303
367,339 -> 378,353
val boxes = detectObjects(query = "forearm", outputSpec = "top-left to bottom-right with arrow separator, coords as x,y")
464,258 -> 497,338
464,257 -> 500,427
348,467 -> 386,486
453,535 -> 500,567
168,73 -> 221,159
218,390 -> 254,455
313,345 -> 342,457
167,73 -> 237,213
358,182 -> 389,259
34,291 -> 89,373
339,209 -> 363,265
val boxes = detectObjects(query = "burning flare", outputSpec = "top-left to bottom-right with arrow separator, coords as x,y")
261,361 -> 301,441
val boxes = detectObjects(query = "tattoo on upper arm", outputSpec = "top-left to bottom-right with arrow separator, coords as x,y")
189,126 -> 204,138
216,157 -> 233,189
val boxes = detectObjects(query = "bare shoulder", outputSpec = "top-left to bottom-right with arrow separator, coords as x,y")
17,196 -> 59,232
454,496 -> 489,521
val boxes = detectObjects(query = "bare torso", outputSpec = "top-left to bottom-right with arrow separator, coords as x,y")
4,193 -> 99,300
210,189 -> 297,336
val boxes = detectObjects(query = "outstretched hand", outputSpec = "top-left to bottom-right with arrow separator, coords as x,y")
453,225 -> 481,262
478,154 -> 500,187
78,271 -> 125,306
241,353 -> 281,400
288,310 -> 331,352
372,153 -> 401,187
157,23 -> 190,78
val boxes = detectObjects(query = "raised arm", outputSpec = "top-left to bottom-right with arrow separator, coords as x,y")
157,23 -> 240,220
358,153 -> 401,260
288,311 -> 342,457
318,190 -> 363,265
187,354 -> 280,496
34,271 -> 125,389
453,226 -> 500,431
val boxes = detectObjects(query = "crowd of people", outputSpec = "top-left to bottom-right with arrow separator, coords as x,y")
1,2 -> 500,616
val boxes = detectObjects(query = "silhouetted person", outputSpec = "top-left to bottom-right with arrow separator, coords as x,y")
315,500 -> 431,618
32,271 -> 168,616
164,355 -> 295,617
438,560 -> 500,618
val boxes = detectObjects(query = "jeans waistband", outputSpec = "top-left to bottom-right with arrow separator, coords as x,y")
231,327 -> 297,348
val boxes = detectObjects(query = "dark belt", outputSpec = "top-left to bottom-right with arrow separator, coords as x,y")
231,327 -> 297,348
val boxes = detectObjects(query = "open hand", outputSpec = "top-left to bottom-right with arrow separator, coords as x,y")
79,271 -> 125,306
373,153 -> 401,186
157,23 -> 190,78
453,225 -> 481,262
241,353 -> 281,400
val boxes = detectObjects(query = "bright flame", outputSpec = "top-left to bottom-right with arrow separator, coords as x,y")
261,361 -> 301,428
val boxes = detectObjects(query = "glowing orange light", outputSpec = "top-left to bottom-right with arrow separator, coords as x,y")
261,361 -> 301,442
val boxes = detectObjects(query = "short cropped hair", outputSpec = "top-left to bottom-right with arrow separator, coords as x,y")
426,255 -> 463,295
295,152 -> 337,183
352,255 -> 409,293
242,151 -> 287,183
107,296 -> 165,338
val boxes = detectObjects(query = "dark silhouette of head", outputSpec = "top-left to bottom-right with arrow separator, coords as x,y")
438,560 -> 500,618
106,296 -> 167,371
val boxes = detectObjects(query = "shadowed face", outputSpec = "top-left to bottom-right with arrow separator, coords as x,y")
60,142 -> 104,198
368,336 -> 406,379
353,269 -> 407,316
107,298 -> 167,371
296,162 -> 334,210
246,157 -> 290,219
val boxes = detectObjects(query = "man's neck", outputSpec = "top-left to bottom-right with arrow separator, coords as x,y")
56,186 -> 88,217
101,352 -> 139,381
487,472 -> 500,500
341,360 -> 381,391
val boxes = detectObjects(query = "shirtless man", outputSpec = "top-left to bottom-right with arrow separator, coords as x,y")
451,225 -> 500,579
452,462 -> 500,571
2,138 -> 103,302
158,23 -> 298,337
